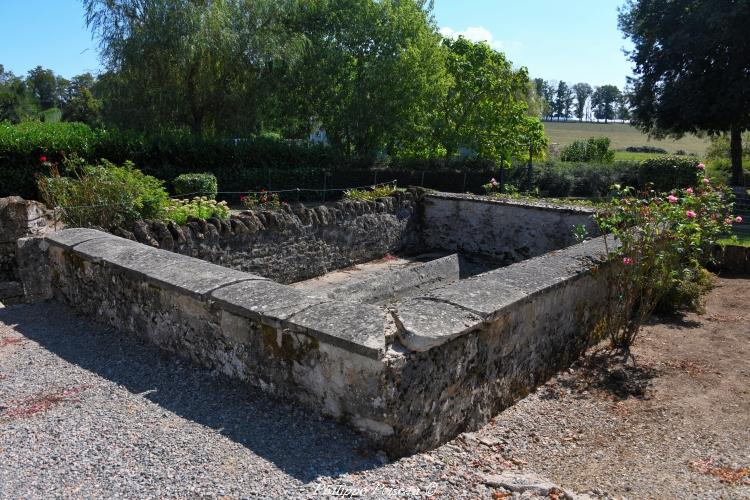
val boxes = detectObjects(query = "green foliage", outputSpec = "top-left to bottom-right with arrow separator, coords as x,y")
572,83 -> 593,121
282,0 -> 447,157
638,156 -> 700,192
706,158 -> 750,187
163,197 -> 229,225
241,190 -> 281,210
619,0 -> 750,185
344,184 -> 401,201
534,160 -> 639,197
553,81 -> 574,119
625,145 -> 667,154
595,168 -> 733,354
559,137 -> 615,163
84,0 -> 304,135
655,267 -> 714,315
173,173 -> 218,199
591,85 -> 621,123
37,158 -> 169,228
435,36 -> 546,161
0,121 -> 101,197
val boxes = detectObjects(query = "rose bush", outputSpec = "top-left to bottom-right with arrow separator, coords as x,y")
595,168 -> 734,357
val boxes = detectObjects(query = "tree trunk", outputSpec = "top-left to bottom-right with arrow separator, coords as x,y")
730,123 -> 743,186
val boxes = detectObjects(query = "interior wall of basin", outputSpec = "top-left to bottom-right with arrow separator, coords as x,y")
420,194 -> 599,262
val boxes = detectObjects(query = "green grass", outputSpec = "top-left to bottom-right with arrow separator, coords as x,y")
544,121 -> 709,157
718,235 -> 750,247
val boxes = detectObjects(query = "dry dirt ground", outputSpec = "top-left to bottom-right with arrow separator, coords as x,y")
455,275 -> 750,498
0,277 -> 748,498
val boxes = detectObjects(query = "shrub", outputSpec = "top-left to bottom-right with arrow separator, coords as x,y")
241,190 -> 281,209
625,145 -> 668,154
162,197 -> 229,225
533,160 -> 639,197
638,156 -> 700,192
344,184 -> 401,201
595,168 -> 733,356
173,173 -> 218,199
37,157 -> 169,228
560,137 -> 615,163
706,158 -> 750,186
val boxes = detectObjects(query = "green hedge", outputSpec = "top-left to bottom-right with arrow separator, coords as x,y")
0,122 -> 500,198
173,173 -> 218,199
532,160 -> 640,197
637,156 -> 699,192
0,122 -> 707,200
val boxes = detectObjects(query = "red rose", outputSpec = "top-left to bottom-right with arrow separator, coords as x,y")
40,155 -> 47,163
240,195 -> 247,201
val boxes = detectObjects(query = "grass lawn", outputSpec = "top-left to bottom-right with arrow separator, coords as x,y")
718,235 -> 750,247
544,121 -> 710,157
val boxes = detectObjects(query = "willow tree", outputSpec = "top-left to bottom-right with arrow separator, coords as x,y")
84,0 -> 304,134
620,0 -> 750,185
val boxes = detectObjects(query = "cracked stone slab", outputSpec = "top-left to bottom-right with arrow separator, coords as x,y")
46,228 -> 112,249
287,301 -> 386,359
71,233 -> 264,299
211,279 -> 328,324
394,298 -> 483,352
425,278 -> 528,318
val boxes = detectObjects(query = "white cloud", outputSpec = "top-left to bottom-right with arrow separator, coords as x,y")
439,26 -> 517,53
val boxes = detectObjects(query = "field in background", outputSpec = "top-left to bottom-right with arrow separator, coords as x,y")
544,121 -> 710,157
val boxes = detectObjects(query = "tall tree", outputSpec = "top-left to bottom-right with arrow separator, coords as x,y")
0,65 -> 38,122
554,81 -> 573,120
619,0 -> 750,185
62,73 -> 103,126
434,36 -> 545,161
572,82 -> 592,122
281,0 -> 447,157
84,0 -> 304,134
592,85 -> 621,123
26,66 -> 62,110
533,78 -> 552,119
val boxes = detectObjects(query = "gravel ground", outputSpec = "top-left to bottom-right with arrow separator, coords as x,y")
1,277 -> 748,499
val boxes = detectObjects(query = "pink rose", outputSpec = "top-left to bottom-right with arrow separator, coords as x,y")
702,178 -> 710,185
697,163 -> 705,170
490,178 -> 498,186
623,257 -> 634,265
736,216 -> 744,223
667,195 -> 678,204
686,187 -> 694,194
686,210 -> 697,218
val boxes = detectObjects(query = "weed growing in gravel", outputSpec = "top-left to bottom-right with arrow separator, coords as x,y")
0,385 -> 91,420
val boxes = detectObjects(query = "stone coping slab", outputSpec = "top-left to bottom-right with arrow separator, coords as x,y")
46,227 -> 613,360
286,301 -> 387,359
211,279 -> 328,325
393,298 -> 484,352
67,235 -> 265,300
424,191 -> 598,215
390,234 -> 613,351
47,228 -> 386,359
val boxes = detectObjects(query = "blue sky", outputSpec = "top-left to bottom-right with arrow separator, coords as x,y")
0,0 -> 633,87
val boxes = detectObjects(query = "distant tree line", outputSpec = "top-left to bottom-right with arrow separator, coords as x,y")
1,0 -> 548,162
532,78 -> 630,124
0,65 -> 102,126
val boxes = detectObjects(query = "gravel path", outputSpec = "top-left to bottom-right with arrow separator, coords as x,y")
1,277 -> 749,499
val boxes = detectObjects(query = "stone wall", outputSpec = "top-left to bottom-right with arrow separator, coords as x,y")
0,197 -> 56,303
44,225 -> 613,457
421,193 -> 598,262
113,191 -> 420,284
